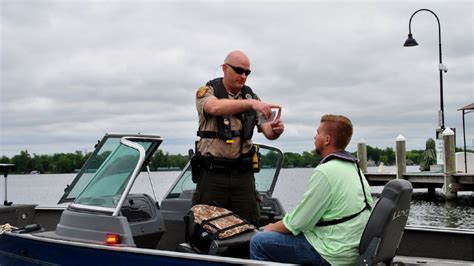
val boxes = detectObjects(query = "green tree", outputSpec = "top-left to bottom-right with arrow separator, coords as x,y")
261,151 -> 279,168
282,152 -> 301,168
0,156 -> 10,164
11,150 -> 33,174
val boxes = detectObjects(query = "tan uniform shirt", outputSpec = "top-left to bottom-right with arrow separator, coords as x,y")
195,85 -> 257,159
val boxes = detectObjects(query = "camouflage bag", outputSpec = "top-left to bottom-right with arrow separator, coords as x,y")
184,204 -> 256,253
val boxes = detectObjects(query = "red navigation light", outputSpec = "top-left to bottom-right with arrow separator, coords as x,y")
105,233 -> 121,245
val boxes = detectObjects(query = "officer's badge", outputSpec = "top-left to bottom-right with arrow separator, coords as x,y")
245,93 -> 252,99
196,86 -> 209,98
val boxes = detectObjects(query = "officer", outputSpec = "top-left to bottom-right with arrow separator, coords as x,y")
193,50 -> 285,225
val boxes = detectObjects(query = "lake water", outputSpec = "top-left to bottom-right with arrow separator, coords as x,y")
1,166 -> 473,229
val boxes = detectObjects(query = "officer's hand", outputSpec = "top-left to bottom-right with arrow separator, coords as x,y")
251,100 -> 280,119
270,118 -> 284,136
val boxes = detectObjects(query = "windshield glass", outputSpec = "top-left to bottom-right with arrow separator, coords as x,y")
58,134 -> 162,205
61,137 -> 121,203
74,142 -> 150,208
165,144 -> 283,199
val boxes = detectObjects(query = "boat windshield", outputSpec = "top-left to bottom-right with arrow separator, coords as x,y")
58,134 -> 162,206
73,141 -> 148,209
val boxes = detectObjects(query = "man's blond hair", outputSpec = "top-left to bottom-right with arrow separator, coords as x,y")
320,114 -> 353,150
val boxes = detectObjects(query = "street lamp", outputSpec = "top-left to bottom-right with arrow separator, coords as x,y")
403,9 -> 447,132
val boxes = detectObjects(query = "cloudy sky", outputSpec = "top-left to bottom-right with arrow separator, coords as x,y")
1,0 -> 473,157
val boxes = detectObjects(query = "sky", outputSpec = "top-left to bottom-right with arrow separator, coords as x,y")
1,0 -> 473,157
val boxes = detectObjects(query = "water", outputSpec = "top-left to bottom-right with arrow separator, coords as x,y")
1,167 -> 473,229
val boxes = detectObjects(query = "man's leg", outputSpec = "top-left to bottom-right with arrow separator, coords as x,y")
193,168 -> 231,208
250,231 -> 328,265
229,170 -> 260,225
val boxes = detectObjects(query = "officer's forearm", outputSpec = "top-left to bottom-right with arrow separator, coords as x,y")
204,98 -> 256,116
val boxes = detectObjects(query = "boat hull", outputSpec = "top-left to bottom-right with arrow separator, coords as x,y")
0,233 -> 259,266
398,226 -> 474,261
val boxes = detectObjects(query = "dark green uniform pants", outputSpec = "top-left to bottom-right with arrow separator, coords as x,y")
192,167 -> 260,225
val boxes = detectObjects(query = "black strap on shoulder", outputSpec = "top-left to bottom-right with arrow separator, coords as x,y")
210,78 -> 228,99
316,151 -> 371,227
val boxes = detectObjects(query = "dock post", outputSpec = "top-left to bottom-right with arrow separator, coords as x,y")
443,128 -> 457,200
357,140 -> 367,173
396,134 -> 407,179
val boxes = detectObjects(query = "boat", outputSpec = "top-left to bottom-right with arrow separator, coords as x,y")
0,133 -> 472,265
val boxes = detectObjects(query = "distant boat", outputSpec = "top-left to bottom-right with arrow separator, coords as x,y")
30,170 -> 40,175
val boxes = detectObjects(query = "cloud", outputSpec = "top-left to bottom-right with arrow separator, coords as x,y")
1,0 -> 473,157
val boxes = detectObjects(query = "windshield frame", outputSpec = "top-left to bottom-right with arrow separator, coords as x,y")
60,134 -> 162,215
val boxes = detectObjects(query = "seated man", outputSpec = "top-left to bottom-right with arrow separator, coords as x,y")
250,114 -> 373,265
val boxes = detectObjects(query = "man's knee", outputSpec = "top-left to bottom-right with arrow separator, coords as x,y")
250,232 -> 267,260
250,231 -> 263,246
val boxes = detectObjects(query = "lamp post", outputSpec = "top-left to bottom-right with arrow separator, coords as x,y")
403,9 -> 447,132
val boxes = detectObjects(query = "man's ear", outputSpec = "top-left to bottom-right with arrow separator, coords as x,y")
324,134 -> 332,146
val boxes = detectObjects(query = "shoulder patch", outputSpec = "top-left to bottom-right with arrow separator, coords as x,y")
196,86 -> 209,98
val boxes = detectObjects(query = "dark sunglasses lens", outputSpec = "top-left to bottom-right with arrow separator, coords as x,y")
230,65 -> 251,76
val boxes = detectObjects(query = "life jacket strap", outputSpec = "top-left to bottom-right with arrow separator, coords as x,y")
315,152 -> 371,227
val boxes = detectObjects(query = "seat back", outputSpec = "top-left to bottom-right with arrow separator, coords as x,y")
358,179 -> 413,265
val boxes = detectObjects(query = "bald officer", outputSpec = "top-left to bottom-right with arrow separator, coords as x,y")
193,50 -> 285,225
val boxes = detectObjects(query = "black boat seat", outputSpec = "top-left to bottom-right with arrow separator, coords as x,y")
177,229 -> 257,256
358,179 -> 413,265
207,230 -> 257,255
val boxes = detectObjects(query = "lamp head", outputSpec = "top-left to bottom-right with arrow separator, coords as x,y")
403,33 -> 418,47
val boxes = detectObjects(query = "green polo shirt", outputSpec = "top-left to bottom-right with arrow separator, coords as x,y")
282,159 -> 373,265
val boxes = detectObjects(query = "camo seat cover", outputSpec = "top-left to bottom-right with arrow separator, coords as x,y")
191,204 -> 255,239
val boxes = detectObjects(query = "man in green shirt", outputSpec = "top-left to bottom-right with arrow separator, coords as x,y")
250,114 -> 373,265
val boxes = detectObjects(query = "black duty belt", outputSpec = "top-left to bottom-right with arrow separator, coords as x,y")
197,130 -> 242,139
200,155 -> 253,172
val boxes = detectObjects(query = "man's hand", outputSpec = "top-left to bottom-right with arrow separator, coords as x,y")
263,221 -> 290,233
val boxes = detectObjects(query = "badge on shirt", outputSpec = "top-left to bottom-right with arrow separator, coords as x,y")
196,86 -> 209,98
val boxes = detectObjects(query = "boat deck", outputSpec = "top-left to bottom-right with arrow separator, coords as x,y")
395,256 -> 473,265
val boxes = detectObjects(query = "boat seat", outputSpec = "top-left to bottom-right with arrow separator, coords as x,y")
358,179 -> 413,265
177,230 -> 257,257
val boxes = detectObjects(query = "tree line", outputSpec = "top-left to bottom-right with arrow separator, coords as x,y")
1,145 -> 470,174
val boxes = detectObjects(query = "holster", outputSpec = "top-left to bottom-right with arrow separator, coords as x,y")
191,152 -> 201,183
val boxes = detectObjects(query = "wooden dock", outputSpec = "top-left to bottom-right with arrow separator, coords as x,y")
358,129 -> 473,198
365,173 -> 474,191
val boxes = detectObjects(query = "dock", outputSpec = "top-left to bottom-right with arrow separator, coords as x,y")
365,172 -> 474,191
357,129 -> 473,199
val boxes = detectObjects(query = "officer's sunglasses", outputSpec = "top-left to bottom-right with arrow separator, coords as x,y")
226,64 -> 251,76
